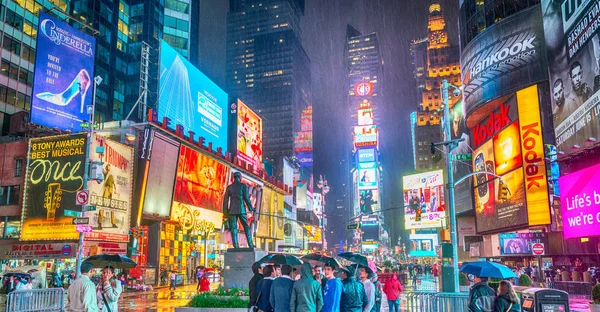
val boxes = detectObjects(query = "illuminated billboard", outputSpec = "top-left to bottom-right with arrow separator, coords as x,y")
171,145 -> 231,229
257,187 -> 272,238
559,162 -> 600,239
359,189 -> 379,214
493,122 -> 522,176
294,131 -> 313,152
85,136 -> 133,242
358,108 -> 374,126
354,126 -> 378,148
358,162 -> 377,189
403,170 -> 445,229
159,40 -> 228,151
409,234 -> 439,257
235,100 -> 263,172
499,232 -> 547,255
31,13 -> 96,133
296,152 -> 313,168
21,134 -> 87,241
354,82 -> 374,96
450,99 -> 474,213
357,148 -> 375,163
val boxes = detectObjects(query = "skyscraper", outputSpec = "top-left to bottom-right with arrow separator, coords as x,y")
226,0 -> 311,176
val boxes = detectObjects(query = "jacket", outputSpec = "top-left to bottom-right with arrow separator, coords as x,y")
468,282 -> 497,312
322,278 -> 343,312
270,276 -> 295,312
65,275 -> 98,312
340,276 -> 368,312
361,279 -> 376,312
290,263 -> 324,312
494,294 -> 521,312
249,273 -> 264,307
383,274 -> 402,301
97,279 -> 122,312
223,181 -> 253,215
257,278 -> 275,312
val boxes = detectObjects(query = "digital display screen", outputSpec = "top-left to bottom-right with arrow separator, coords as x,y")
142,132 -> 180,219
403,170 -> 445,229
358,162 -> 377,189
236,100 -> 262,173
358,148 -> 375,163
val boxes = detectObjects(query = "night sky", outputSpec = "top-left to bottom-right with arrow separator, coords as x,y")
197,0 -> 460,245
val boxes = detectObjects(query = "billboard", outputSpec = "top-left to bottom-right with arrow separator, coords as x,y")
358,162 -> 377,189
171,145 -> 230,229
272,192 -> 285,240
159,40 -> 228,152
499,232 -> 547,255
21,134 -> 87,241
357,148 -> 375,163
357,108 -> 374,126
450,99 -> 474,213
85,135 -> 133,242
31,13 -> 96,133
559,162 -> 600,239
257,188 -> 272,238
236,100 -> 262,173
542,0 -> 600,155
296,152 -> 313,168
354,82 -> 374,96
305,225 -> 322,243
409,234 -> 439,257
359,189 -> 379,214
354,126 -> 378,148
294,131 -> 313,153
460,6 -> 547,115
403,170 -> 445,229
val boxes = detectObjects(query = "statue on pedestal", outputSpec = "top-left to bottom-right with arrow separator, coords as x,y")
223,172 -> 255,249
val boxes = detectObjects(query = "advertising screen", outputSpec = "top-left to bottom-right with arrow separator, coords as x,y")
272,192 -> 285,240
236,100 -> 262,172
142,132 -> 180,219
305,225 -> 322,243
450,99 -> 474,213
542,0 -> 600,155
296,152 -> 313,168
31,13 -> 96,133
358,162 -> 377,189
362,224 -> 379,242
159,40 -> 228,151
354,82 -> 374,96
359,189 -> 379,214
409,234 -> 439,257
403,170 -> 445,229
294,131 -> 313,153
354,126 -> 378,148
257,188 -> 272,238
171,145 -> 230,229
357,148 -> 376,163
85,136 -> 133,242
493,122 -> 522,176
21,134 -> 87,241
499,232 -> 547,255
559,162 -> 600,239
357,108 -> 374,126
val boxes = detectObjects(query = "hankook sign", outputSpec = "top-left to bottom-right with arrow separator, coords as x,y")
461,6 -> 548,115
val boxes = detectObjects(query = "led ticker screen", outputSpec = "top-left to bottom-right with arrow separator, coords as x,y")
354,126 -> 378,148
358,148 -> 375,163
236,100 -> 262,172
31,13 -> 96,133
358,162 -> 377,189
159,40 -> 228,152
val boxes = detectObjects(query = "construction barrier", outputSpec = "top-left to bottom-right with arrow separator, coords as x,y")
403,291 -> 469,311
6,288 -> 65,312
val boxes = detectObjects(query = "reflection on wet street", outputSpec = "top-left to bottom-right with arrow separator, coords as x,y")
119,284 -> 199,312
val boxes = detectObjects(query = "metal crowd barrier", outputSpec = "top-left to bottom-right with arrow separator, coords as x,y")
403,291 -> 469,311
6,288 -> 65,312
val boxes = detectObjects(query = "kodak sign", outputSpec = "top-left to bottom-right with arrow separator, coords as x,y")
473,103 -> 512,147
517,85 -> 550,226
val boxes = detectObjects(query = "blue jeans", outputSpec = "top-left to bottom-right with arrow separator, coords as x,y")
388,299 -> 399,312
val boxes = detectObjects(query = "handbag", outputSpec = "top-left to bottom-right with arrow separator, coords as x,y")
101,292 -> 112,312
248,281 -> 265,312
506,302 -> 513,312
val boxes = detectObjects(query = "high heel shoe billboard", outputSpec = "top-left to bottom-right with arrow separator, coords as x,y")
30,12 -> 95,133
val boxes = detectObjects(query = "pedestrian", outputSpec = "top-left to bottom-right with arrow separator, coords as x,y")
274,265 -> 282,277
52,271 -> 63,288
468,275 -> 496,312
494,280 -> 521,312
249,262 -> 264,309
339,266 -> 368,312
370,273 -> 382,312
199,275 -> 211,292
269,264 -> 295,312
322,263 -> 343,312
290,262 -> 324,312
169,271 -> 177,290
293,268 -> 301,280
383,273 -> 402,312
358,267 -> 375,312
196,267 -> 204,292
97,266 -> 122,312
65,262 -> 98,312
256,265 -> 276,312
314,266 -> 328,290
160,268 -> 167,286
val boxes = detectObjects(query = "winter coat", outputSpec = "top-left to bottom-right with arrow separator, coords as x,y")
290,263 -> 324,312
199,277 -> 211,292
256,278 -> 275,312
269,276 -> 295,312
249,273 -> 264,307
494,294 -> 521,312
383,274 -> 402,301
322,278 -> 343,312
340,276 -> 368,312
96,279 -> 122,312
468,282 -> 497,312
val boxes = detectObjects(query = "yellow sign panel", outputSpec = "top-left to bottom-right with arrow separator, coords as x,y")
257,188 -> 272,238
305,225 -> 322,243
272,192 -> 285,240
516,85 -> 550,226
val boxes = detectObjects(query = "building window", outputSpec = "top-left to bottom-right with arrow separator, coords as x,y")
2,35 -> 20,56
14,158 -> 23,177
0,185 -> 20,206
4,9 -> 23,31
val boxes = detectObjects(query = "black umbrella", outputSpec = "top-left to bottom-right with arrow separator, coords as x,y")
348,264 -> 373,276
83,254 -> 137,269
337,252 -> 369,267
258,254 -> 303,265
301,254 -> 342,269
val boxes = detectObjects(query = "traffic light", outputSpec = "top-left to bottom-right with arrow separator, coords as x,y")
499,180 -> 510,201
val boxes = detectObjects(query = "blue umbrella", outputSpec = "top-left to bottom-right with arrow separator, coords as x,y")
459,261 -> 517,279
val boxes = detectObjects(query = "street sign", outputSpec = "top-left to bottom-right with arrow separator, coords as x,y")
64,210 -> 81,217
453,153 -> 472,161
347,223 -> 360,230
72,217 -> 90,225
76,190 -> 89,206
85,205 -> 96,211
76,225 -> 92,233
531,243 -> 545,255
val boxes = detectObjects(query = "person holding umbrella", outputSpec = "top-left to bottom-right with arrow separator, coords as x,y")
96,266 -> 122,312
290,262 -> 324,312
468,276 -> 496,312
339,266 -> 368,312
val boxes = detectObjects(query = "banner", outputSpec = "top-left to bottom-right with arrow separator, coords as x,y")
85,135 -> 133,242
403,170 -> 445,229
30,13 -> 96,133
0,243 -> 78,259
21,134 -> 87,241
542,0 -> 600,155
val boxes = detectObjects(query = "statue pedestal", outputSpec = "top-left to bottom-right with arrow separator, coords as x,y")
223,248 -> 267,289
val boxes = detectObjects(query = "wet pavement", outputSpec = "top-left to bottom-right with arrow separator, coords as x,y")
119,284 -> 202,312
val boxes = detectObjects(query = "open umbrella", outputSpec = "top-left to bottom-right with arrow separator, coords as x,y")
337,252 -> 369,267
460,261 -> 517,279
258,254 -> 303,265
301,254 -> 342,269
82,254 -> 137,269
348,264 -> 373,276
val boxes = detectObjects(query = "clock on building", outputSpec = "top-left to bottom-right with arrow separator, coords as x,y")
429,30 -> 446,44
